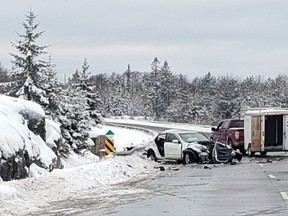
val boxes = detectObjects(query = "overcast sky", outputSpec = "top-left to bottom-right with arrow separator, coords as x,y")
1,0 -> 288,81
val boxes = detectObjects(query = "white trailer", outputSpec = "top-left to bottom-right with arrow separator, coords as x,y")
244,108 -> 288,156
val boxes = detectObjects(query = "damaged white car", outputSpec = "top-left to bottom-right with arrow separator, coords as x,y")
145,129 -> 213,164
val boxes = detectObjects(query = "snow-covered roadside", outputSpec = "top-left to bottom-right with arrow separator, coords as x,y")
0,155 -> 157,216
0,125 -> 157,216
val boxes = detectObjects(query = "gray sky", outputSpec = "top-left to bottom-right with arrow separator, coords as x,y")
1,0 -> 288,81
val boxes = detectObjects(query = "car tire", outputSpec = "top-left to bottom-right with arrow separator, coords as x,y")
228,139 -> 234,149
147,150 -> 157,162
183,151 -> 197,164
247,144 -> 255,157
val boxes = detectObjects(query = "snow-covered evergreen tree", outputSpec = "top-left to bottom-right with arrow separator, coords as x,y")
213,75 -> 240,119
9,9 -> 54,108
58,70 -> 92,153
69,59 -> 101,123
0,64 -> 11,94
146,57 -> 162,119
159,60 -> 175,119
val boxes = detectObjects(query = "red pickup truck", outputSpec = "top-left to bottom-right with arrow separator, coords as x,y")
210,119 -> 245,154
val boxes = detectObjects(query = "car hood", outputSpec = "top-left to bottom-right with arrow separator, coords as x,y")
186,142 -> 208,152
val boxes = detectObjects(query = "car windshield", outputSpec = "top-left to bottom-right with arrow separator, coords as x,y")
178,132 -> 209,143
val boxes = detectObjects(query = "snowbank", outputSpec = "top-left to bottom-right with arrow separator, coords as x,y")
0,155 -> 157,216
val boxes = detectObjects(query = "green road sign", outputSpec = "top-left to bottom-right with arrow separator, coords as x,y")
106,130 -> 115,136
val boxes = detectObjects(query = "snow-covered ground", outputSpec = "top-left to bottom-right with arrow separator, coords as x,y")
0,124 -> 157,216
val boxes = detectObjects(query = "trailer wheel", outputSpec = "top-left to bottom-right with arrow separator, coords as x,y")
260,151 -> 267,156
240,148 -> 246,155
247,144 -> 255,157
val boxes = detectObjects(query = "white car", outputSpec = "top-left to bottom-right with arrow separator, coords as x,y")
145,129 -> 213,164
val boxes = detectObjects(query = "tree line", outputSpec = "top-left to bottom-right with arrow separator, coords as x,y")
0,9 -> 288,156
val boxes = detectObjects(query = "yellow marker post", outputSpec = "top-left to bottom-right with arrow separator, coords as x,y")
105,137 -> 115,155
105,130 -> 115,155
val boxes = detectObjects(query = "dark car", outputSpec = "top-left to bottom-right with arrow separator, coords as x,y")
211,119 -> 245,154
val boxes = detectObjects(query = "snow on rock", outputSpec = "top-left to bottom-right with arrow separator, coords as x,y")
28,163 -> 49,178
0,94 -> 45,119
45,119 -> 61,149
0,95 -> 56,180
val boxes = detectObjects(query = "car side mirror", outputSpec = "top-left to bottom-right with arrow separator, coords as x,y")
172,139 -> 180,144
211,127 -> 217,131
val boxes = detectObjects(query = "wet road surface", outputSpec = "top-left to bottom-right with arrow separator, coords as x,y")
32,153 -> 288,216
86,154 -> 288,216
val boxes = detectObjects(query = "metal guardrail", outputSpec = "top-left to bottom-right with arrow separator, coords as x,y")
103,122 -> 158,136
103,122 -> 157,156
116,146 -> 146,156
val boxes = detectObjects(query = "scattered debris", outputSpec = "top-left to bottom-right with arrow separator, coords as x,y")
204,166 -> 212,170
168,167 -> 179,171
154,166 -> 165,171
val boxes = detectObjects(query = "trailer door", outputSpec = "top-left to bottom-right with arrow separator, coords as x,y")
251,116 -> 261,151
284,115 -> 288,150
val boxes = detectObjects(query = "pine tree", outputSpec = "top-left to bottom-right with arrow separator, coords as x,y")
9,9 -> 53,107
58,69 -> 92,153
124,64 -> 132,95
160,60 -> 175,118
0,63 -> 11,94
146,58 -> 162,119
80,59 -> 101,123
213,75 -> 241,119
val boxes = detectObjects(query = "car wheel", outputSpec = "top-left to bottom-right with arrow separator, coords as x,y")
247,144 -> 255,157
183,151 -> 197,164
228,139 -> 234,149
147,150 -> 157,162
260,151 -> 267,156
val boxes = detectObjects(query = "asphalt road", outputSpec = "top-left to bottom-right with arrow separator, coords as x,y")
82,154 -> 288,216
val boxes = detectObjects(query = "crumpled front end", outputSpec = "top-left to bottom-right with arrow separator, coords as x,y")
187,143 -> 210,163
198,151 -> 210,163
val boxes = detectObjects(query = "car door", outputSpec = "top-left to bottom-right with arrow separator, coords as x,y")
154,133 -> 166,157
213,121 -> 227,144
164,133 -> 182,159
